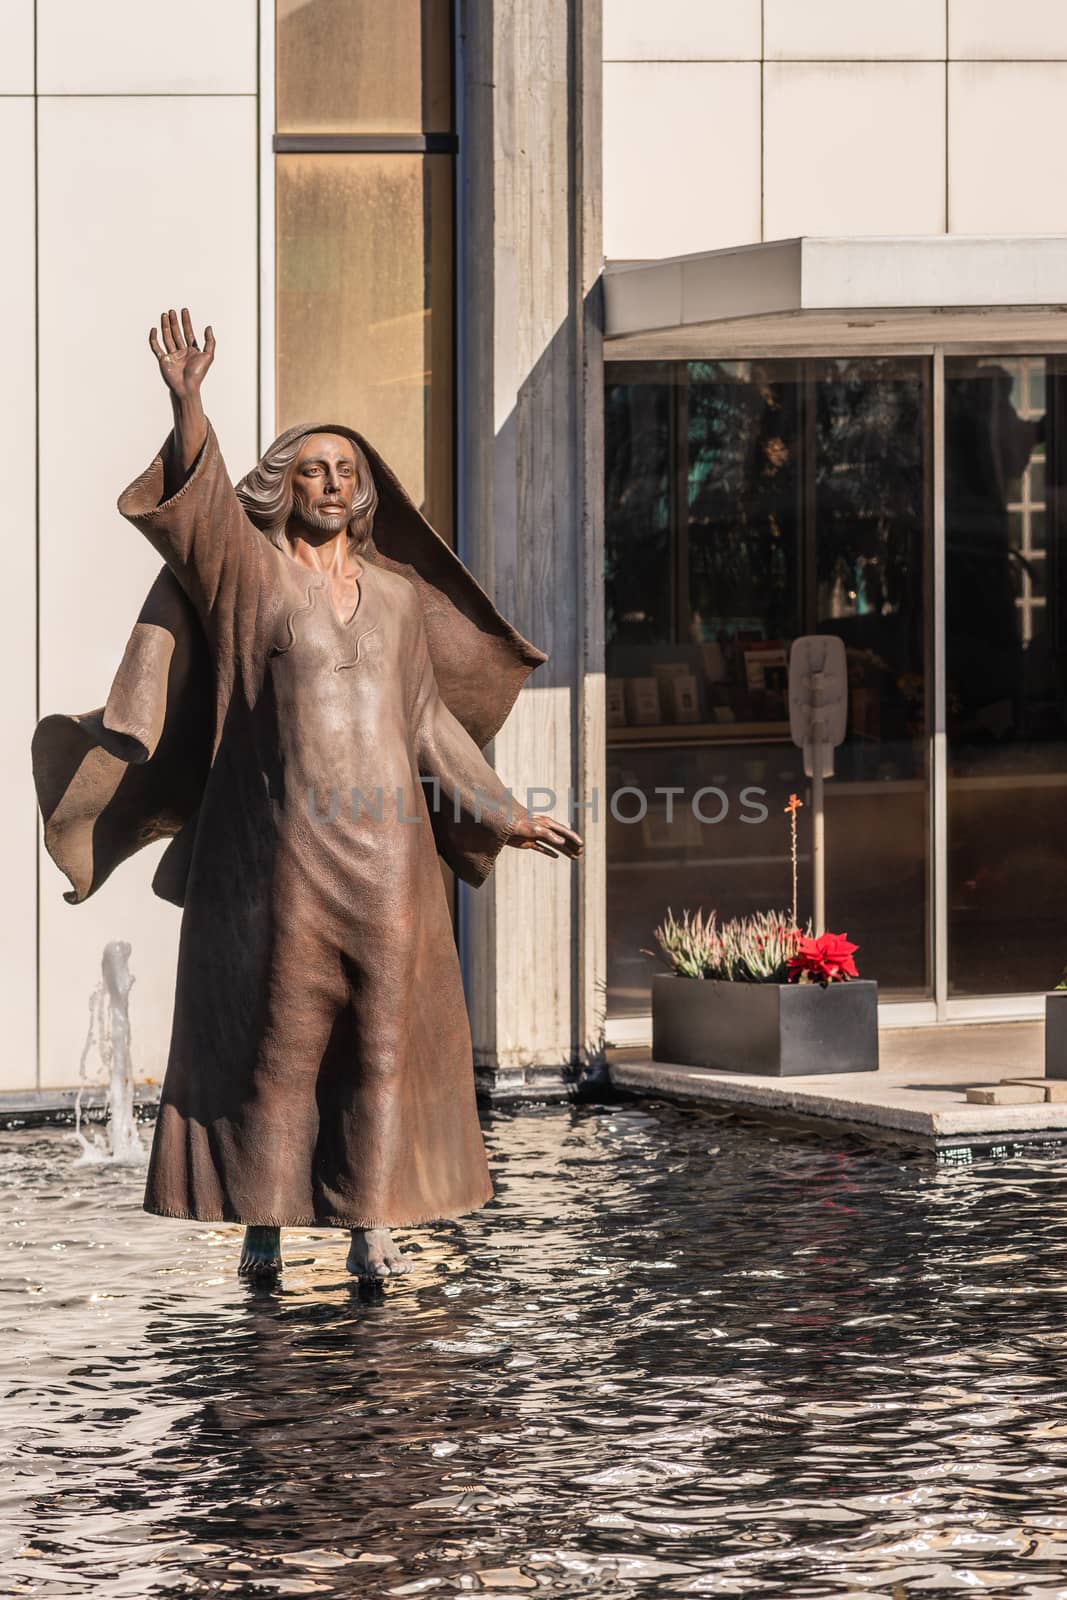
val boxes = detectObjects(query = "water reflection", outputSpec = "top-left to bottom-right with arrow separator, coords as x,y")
4,1102 -> 1067,1596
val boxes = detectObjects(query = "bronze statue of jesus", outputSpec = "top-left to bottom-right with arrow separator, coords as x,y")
33,309 -> 582,1282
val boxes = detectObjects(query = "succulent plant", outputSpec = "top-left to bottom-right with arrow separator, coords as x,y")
646,908 -> 722,980
649,908 -> 811,984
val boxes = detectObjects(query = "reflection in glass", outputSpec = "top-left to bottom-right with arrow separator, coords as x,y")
813,360 -> 928,1000
605,358 -> 929,1016
276,153 -> 453,541
604,366 -> 674,655
945,357 -> 1066,994
685,361 -> 803,675
276,0 -> 452,135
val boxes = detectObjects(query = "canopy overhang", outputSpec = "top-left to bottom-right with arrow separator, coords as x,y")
603,235 -> 1067,356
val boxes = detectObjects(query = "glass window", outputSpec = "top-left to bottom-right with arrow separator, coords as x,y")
605,357 -> 930,1017
685,361 -> 804,664
276,151 -> 453,541
277,0 -> 453,135
275,2 -> 457,909
945,356 -> 1067,995
604,365 -> 674,652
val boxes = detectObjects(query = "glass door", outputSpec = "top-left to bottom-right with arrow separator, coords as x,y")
811,359 -> 931,995
944,356 -> 1067,998
605,347 -> 1067,1031
604,357 -> 931,1018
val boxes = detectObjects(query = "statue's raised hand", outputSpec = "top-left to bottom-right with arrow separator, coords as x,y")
149,308 -> 215,399
150,309 -> 213,483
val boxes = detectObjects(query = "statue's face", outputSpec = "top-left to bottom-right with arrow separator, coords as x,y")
290,433 -> 359,536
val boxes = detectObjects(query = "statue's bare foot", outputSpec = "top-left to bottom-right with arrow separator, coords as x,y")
239,1225 -> 283,1280
346,1226 -> 412,1280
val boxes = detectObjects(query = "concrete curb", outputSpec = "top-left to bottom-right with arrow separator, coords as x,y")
608,1056 -> 1067,1153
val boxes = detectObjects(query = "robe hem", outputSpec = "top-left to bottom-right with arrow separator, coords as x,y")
143,1191 -> 494,1228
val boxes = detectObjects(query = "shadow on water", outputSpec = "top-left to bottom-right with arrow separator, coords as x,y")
3,1099 -> 1067,1596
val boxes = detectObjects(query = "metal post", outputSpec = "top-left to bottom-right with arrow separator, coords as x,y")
812,746 -> 826,935
932,348 -> 948,1019
790,636 -> 845,937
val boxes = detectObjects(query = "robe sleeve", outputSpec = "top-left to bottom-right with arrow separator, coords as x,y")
409,596 -> 529,887
116,420 -> 265,636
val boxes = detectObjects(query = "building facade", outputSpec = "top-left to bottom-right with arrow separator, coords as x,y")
601,1 -> 1067,1038
5,1 -> 1067,1095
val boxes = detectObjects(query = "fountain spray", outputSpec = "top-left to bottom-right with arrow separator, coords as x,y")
74,941 -> 144,1167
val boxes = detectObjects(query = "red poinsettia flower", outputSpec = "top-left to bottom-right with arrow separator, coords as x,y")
786,931 -> 859,986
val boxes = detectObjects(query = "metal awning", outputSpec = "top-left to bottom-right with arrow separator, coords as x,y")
603,235 -> 1067,356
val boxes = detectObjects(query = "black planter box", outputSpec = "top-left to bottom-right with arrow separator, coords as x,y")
1046,990 -> 1067,1078
652,974 -> 879,1077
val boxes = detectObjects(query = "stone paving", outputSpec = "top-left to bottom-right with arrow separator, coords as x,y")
607,1022 -> 1067,1152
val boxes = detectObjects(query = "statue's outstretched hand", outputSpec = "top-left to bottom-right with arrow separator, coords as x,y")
149,308 -> 215,399
507,813 -> 583,861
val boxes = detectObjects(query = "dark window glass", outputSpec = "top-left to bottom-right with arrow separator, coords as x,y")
605,357 -> 930,1017
945,357 -> 1067,994
605,365 -> 674,654
686,361 -> 804,662
813,359 -> 929,999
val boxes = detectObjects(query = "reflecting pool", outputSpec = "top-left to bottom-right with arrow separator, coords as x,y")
4,1101 -> 1067,1597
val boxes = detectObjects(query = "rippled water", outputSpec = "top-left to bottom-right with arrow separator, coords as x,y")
4,1101 -> 1067,1598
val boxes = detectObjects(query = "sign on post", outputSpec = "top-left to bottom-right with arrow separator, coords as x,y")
787,635 -> 848,936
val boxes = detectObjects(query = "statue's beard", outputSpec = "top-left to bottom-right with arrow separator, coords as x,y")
292,501 -> 351,535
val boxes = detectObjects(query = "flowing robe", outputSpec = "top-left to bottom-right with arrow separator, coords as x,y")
74,423 -> 531,1227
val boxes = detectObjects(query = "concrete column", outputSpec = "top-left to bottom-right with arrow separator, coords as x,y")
457,0 -> 605,1096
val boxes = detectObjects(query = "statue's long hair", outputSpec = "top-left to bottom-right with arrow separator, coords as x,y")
235,424 -> 378,553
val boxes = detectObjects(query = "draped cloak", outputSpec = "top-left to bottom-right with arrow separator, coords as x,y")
31,421 -> 546,1228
